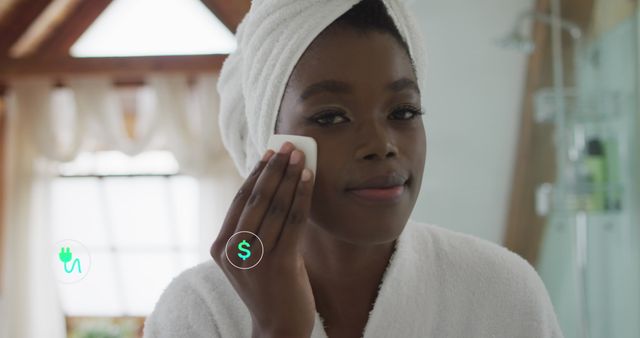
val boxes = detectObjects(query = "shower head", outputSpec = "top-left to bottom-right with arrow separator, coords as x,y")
498,11 -> 583,53
498,30 -> 536,53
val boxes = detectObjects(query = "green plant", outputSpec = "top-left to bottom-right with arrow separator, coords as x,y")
68,318 -> 139,338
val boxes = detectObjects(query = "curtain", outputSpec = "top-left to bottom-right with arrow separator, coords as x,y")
1,79 -> 65,338
0,74 -> 242,338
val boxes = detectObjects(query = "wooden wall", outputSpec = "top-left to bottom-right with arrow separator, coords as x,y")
503,0 -> 595,266
0,94 -> 5,292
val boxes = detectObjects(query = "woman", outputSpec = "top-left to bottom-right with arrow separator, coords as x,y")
144,1 -> 564,337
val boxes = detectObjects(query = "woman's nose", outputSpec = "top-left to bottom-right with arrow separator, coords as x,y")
354,121 -> 399,160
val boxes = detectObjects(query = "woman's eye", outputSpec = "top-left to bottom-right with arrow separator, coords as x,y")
390,106 -> 425,120
309,106 -> 424,127
312,112 -> 349,126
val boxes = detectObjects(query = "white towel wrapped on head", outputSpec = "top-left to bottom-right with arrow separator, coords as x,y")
216,0 -> 428,178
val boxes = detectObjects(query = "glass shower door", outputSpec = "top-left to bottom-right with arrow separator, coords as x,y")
536,3 -> 640,338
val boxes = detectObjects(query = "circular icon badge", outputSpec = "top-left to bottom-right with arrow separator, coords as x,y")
225,231 -> 264,270
53,239 -> 91,284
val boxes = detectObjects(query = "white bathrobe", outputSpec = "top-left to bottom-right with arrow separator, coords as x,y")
143,219 -> 564,338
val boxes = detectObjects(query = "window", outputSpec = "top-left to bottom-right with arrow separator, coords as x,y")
52,150 -> 199,316
71,0 -> 237,57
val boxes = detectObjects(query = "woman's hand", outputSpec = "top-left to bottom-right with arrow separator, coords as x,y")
210,142 -> 316,338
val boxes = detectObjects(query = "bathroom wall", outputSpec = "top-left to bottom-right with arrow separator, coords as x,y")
407,0 -> 533,243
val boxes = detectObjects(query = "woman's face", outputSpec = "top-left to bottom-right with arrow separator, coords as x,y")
276,26 -> 426,245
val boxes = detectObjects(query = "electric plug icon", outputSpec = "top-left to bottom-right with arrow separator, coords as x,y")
54,240 -> 90,283
58,246 -> 81,274
59,247 -> 73,263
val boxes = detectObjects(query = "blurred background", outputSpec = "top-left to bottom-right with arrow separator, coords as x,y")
0,0 -> 638,337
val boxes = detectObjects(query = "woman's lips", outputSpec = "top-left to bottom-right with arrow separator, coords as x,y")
347,184 -> 405,202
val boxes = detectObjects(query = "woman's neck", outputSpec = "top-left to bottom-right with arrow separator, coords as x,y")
301,223 -> 395,283
300,222 -> 396,333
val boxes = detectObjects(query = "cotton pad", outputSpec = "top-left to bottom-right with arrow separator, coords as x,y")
267,134 -> 317,180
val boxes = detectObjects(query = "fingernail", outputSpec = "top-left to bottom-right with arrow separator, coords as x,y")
262,150 -> 274,161
279,142 -> 294,154
301,168 -> 311,182
289,150 -> 301,165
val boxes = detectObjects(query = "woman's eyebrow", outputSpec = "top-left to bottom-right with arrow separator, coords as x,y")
299,77 -> 420,102
388,78 -> 420,95
299,80 -> 351,102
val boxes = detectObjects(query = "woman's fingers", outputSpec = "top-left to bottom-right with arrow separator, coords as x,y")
257,149 -> 305,252
211,150 -> 273,258
234,143 -> 293,240
211,144 -> 317,335
276,167 -> 314,254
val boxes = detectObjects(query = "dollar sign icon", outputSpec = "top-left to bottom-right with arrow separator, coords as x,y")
237,240 -> 252,261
